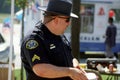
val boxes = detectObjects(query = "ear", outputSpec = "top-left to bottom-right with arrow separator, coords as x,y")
53,17 -> 59,24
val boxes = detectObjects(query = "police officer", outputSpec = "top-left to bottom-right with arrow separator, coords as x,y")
21,0 -> 88,80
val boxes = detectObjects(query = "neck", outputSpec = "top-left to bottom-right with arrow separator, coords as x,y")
45,21 -> 59,35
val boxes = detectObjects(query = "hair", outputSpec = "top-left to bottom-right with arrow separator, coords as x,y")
43,11 -> 60,16
108,17 -> 113,23
43,12 -> 60,24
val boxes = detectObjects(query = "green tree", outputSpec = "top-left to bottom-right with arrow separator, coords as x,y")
15,0 -> 33,80
15,0 -> 29,40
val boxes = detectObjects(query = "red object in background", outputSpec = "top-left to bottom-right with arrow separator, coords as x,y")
109,10 -> 115,18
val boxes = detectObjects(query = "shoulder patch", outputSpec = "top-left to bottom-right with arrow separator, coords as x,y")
26,40 -> 39,49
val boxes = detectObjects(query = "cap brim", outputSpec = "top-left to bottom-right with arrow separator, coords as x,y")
38,6 -> 46,11
38,7 -> 78,18
70,13 -> 78,18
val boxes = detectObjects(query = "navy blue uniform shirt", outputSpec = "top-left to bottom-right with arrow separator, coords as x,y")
21,23 -> 73,80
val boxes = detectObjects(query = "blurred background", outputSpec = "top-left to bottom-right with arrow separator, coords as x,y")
0,0 -> 120,80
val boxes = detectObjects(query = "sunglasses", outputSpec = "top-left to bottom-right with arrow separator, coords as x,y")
58,16 -> 70,22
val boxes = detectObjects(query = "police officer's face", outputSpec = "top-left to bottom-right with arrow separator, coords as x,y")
54,16 -> 70,35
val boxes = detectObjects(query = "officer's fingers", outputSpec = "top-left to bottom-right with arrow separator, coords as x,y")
78,70 -> 88,80
79,73 -> 88,80
79,67 -> 86,74
69,68 -> 88,80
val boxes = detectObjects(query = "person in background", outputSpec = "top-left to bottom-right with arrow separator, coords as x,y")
105,17 -> 117,58
21,0 -> 88,80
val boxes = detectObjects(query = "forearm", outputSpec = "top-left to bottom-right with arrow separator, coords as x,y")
33,63 -> 71,78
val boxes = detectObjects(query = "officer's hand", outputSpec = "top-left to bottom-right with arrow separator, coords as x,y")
72,58 -> 86,73
69,67 -> 88,80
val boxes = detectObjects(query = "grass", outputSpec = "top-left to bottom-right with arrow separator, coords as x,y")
101,75 -> 120,80
14,69 -> 26,80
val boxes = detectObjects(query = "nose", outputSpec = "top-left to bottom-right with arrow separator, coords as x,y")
67,22 -> 70,25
